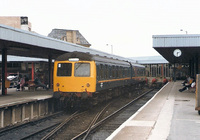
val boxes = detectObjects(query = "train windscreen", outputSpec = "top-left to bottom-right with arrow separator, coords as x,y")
57,63 -> 72,76
74,63 -> 90,77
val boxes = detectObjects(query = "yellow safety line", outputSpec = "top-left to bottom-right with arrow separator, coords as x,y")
98,76 -> 145,83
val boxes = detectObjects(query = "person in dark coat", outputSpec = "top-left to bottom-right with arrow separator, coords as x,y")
16,76 -> 20,91
34,76 -> 48,90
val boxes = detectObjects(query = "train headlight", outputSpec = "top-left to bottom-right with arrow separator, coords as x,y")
69,58 -> 79,61
56,83 -> 60,87
86,83 -> 90,87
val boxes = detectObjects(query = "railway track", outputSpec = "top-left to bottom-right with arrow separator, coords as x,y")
41,88 -> 157,140
0,111 -> 70,140
71,102 -> 113,140
88,88 -> 159,139
73,89 -> 156,140
0,88 -> 158,139
41,111 -> 85,140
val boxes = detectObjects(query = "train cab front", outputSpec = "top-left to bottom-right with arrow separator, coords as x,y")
53,58 -> 96,100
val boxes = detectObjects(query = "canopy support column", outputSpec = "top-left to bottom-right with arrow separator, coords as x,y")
2,48 -> 7,95
173,63 -> 176,82
32,62 -> 34,81
48,56 -> 53,89
195,55 -> 199,76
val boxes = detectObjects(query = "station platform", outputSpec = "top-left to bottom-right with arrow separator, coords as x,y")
0,88 -> 54,128
107,81 -> 200,140
0,88 -> 53,107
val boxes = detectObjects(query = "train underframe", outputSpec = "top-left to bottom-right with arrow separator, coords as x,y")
53,81 -> 146,110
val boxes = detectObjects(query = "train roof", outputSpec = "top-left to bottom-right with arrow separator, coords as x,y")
55,52 -> 144,68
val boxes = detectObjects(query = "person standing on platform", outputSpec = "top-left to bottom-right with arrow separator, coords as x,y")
16,76 -> 20,91
20,76 -> 25,91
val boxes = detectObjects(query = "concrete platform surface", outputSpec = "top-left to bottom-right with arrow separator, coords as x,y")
0,88 -> 53,107
107,81 -> 200,140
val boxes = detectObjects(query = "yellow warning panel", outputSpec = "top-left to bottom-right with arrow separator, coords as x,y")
5,80 -> 10,88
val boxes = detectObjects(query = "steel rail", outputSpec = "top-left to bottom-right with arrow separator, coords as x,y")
72,89 -> 154,140
20,122 -> 60,140
92,89 -> 154,130
71,102 -> 113,140
41,111 -> 87,140
0,111 -> 64,135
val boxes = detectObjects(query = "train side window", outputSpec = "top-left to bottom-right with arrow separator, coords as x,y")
105,65 -> 109,79
119,67 -> 123,78
139,68 -> 143,76
103,65 -> 106,79
112,66 -> 115,78
116,66 -> 119,78
109,65 -> 112,78
119,67 -> 121,78
57,63 -> 72,76
138,68 -> 140,76
117,66 -> 120,78
127,67 -> 130,77
96,65 -> 100,80
125,67 -> 128,77
122,67 -> 124,77
132,67 -> 135,77
74,63 -> 90,77
115,66 -> 117,78
123,67 -> 126,78
141,69 -> 144,76
100,64 -> 104,79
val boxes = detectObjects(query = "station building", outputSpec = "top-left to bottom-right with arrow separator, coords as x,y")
48,29 -> 91,47
153,34 -> 200,81
132,55 -> 190,82
0,16 -> 32,31
130,34 -> 200,83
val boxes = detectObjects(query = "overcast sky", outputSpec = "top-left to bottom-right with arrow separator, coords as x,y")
1,0 -> 200,57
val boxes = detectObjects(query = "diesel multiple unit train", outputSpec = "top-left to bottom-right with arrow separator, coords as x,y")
53,52 -> 146,105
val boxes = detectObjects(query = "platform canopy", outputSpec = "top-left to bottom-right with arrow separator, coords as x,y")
153,34 -> 200,63
0,24 -> 137,95
0,24 -> 135,62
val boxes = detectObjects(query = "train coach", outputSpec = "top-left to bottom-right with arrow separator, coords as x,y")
53,52 -> 146,105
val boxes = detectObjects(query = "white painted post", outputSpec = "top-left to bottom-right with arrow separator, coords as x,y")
195,74 -> 200,114
12,108 -> 16,124
31,103 -> 34,119
22,105 -> 25,121
38,102 -> 41,116
45,101 -> 48,115
0,110 -> 4,128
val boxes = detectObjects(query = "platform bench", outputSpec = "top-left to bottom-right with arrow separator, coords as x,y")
27,81 -> 38,91
27,81 -> 47,91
